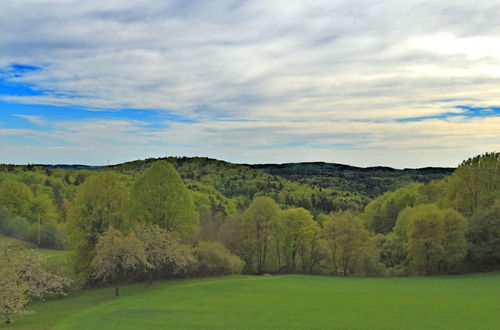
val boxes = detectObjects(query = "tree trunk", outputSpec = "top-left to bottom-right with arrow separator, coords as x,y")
115,285 -> 120,297
148,271 -> 153,285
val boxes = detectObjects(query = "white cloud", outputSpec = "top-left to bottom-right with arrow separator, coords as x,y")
0,0 -> 499,166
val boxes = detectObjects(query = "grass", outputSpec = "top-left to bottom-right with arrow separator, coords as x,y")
3,272 -> 500,330
0,234 -> 68,271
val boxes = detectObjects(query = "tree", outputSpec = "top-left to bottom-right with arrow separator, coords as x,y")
91,227 -> 149,297
65,171 -> 130,279
406,204 -> 467,275
467,199 -> 500,270
0,179 -> 33,219
297,220 -> 321,274
280,208 -> 317,271
132,223 -> 194,284
0,246 -> 71,324
363,184 -> 421,234
241,197 -> 280,274
323,211 -> 370,276
130,161 -> 198,237
373,233 -> 406,270
445,152 -> 500,217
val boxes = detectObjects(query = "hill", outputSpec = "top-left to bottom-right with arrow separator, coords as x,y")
20,157 -> 454,200
250,162 -> 454,197
1,157 -> 454,216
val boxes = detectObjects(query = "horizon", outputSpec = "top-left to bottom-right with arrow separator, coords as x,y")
0,154 -> 458,170
1,1 -> 499,168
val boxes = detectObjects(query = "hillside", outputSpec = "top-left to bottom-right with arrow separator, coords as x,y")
250,162 -> 454,198
16,158 -> 454,200
1,157 -> 454,216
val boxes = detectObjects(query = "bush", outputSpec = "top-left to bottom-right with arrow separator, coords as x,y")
192,241 -> 244,276
1,216 -> 32,241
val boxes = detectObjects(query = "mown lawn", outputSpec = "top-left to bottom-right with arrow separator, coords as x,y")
4,273 -> 500,329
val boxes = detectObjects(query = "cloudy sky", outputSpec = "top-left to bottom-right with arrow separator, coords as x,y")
1,0 -> 499,167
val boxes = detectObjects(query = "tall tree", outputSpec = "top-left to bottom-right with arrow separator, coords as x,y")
445,152 -> 500,217
467,199 -> 500,270
323,211 -> 369,276
406,204 -> 467,275
242,197 -> 280,274
281,207 -> 317,271
0,179 -> 33,219
130,161 -> 198,238
65,171 -> 130,278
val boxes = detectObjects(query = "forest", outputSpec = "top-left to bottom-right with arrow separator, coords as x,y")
0,152 -> 499,323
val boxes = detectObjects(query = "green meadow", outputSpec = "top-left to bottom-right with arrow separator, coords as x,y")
5,273 -> 500,330
0,235 -> 68,271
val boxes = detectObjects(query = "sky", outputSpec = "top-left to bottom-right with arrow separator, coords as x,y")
1,0 -> 499,168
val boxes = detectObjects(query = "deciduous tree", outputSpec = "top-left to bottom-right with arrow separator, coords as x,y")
132,223 -> 194,284
91,227 -> 149,297
323,211 -> 369,276
0,246 -> 71,324
130,161 -> 198,238
65,171 -> 130,278
242,197 -> 280,274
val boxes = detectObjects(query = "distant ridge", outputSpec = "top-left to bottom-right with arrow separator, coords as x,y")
249,162 -> 454,174
7,158 -> 455,173
1,157 -> 455,200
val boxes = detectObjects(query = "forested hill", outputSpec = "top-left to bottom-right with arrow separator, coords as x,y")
250,162 -> 454,198
110,157 -> 371,213
3,157 -> 454,207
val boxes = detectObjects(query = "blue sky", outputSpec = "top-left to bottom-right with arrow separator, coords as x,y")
1,0 -> 499,167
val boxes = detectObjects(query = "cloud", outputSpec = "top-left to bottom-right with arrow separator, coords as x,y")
0,0 -> 499,166
13,114 -> 47,126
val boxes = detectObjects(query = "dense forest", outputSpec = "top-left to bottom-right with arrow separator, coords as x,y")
251,162 -> 454,198
1,152 -> 499,321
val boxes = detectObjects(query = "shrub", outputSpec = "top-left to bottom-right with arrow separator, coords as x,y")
1,216 -> 32,241
192,241 -> 244,276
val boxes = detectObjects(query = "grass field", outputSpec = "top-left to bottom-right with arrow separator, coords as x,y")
4,273 -> 500,330
0,235 -> 68,271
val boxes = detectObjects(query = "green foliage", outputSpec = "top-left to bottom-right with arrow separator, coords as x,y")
467,199 -> 500,269
241,197 -> 280,274
444,152 -> 500,217
1,152 -> 499,280
192,241 -> 244,276
322,211 -> 371,276
114,157 -> 370,215
406,204 -> 467,275
252,162 -> 453,198
65,171 -> 130,279
130,161 -> 198,238
280,208 -> 318,272
0,215 -> 32,242
0,179 -> 33,219
364,183 -> 422,234
373,233 -> 406,273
